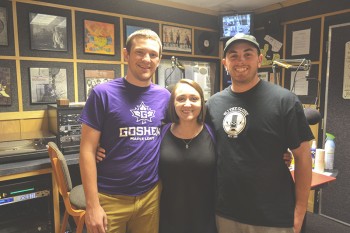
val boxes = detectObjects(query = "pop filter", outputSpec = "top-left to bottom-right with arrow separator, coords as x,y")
304,108 -> 322,125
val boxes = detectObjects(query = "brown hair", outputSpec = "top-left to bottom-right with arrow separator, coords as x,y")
125,29 -> 162,57
167,79 -> 206,124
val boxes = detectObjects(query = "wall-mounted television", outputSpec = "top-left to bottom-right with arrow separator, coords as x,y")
219,12 -> 254,40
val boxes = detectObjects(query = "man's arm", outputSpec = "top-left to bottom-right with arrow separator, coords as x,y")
79,123 -> 107,233
291,141 -> 312,233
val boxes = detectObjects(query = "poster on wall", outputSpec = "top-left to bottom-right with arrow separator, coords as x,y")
126,25 -> 145,38
0,7 -> 8,46
162,25 -> 192,53
84,69 -> 115,99
0,67 -> 11,105
29,67 -> 67,104
84,20 -> 115,55
29,13 -> 67,51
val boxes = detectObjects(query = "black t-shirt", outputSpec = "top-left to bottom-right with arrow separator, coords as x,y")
206,80 -> 314,227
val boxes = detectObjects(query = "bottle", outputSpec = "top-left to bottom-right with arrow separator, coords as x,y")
310,140 -> 317,169
324,133 -> 335,170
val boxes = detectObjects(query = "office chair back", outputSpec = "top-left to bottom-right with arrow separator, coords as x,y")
47,142 -> 86,233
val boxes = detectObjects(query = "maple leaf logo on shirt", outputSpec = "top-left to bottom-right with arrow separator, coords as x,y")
130,102 -> 155,124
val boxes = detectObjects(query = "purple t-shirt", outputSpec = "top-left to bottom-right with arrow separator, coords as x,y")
80,78 -> 170,196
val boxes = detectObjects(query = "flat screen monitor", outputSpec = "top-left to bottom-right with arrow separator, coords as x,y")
220,12 -> 254,40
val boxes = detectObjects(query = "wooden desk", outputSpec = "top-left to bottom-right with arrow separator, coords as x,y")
291,170 -> 337,212
291,170 -> 336,189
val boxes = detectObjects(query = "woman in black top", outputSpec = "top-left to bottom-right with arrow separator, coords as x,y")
159,79 -> 217,233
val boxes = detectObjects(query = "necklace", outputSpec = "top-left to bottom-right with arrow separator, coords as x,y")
170,123 -> 203,150
182,138 -> 194,149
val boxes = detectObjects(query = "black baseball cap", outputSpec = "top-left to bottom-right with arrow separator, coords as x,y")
223,33 -> 260,57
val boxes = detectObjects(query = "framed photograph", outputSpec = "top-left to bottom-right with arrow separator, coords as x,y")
84,69 -> 115,99
0,67 -> 11,105
29,13 -> 67,51
29,67 -> 68,104
0,7 -> 8,46
84,20 -> 115,55
258,72 -> 269,82
162,25 -> 192,53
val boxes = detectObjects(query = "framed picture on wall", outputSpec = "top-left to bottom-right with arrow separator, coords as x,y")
162,25 -> 192,53
29,67 -> 68,104
124,25 -> 147,43
84,20 -> 115,55
0,7 -> 8,46
258,72 -> 269,82
29,13 -> 67,51
84,69 -> 115,99
0,67 -> 11,105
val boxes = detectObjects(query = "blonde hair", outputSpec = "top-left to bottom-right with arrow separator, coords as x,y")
125,29 -> 162,57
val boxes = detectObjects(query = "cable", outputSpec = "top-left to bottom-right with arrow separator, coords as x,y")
164,67 -> 177,88
290,59 -> 305,93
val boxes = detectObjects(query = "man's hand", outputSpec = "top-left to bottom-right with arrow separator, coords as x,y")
85,204 -> 108,233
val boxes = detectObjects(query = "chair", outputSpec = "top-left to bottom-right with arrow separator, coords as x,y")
47,142 -> 86,233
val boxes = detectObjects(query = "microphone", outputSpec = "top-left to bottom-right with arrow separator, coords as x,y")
272,60 -> 292,69
171,56 -> 176,68
176,59 -> 185,70
305,60 -> 311,80
303,108 -> 322,125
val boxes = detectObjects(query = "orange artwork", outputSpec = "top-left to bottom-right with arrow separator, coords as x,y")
84,20 -> 115,55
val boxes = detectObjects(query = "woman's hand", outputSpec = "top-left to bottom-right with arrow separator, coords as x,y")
283,150 -> 293,168
96,146 -> 106,163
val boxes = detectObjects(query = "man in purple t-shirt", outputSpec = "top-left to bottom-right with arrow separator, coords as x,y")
79,29 -> 170,233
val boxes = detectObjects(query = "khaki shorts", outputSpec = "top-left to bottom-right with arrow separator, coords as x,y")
99,182 -> 162,233
216,214 -> 294,233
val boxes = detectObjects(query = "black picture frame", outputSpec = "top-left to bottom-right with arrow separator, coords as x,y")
0,67 -> 11,105
0,7 -> 8,46
84,69 -> 115,100
29,12 -> 67,51
29,67 -> 68,104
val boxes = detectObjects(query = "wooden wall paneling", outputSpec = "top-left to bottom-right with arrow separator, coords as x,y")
71,9 -> 78,102
20,117 -> 49,136
0,120 -> 21,141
